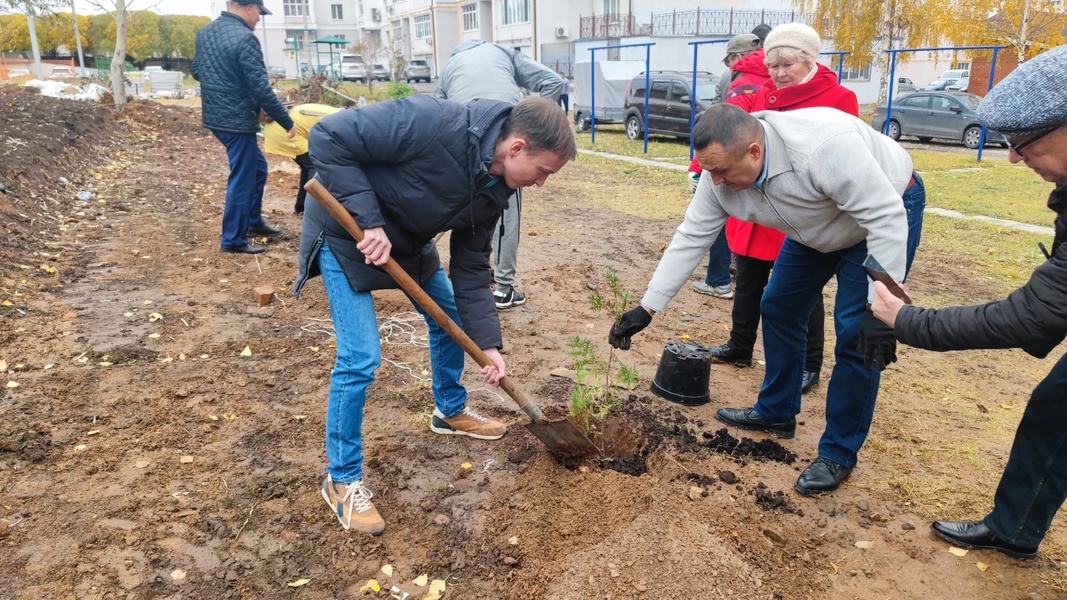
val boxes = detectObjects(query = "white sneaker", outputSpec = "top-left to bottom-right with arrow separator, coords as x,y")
692,282 -> 734,299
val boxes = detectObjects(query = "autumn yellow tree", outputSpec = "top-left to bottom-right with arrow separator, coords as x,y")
794,0 -> 949,103
0,13 -> 31,51
941,0 -> 1067,65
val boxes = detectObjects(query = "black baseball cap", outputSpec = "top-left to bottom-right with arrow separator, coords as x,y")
235,0 -> 271,16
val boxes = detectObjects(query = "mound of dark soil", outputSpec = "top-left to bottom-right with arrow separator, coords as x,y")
701,428 -> 798,464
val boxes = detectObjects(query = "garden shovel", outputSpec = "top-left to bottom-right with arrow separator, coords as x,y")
304,180 -> 597,458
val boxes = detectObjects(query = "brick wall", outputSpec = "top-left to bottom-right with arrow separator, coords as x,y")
968,49 -> 1025,96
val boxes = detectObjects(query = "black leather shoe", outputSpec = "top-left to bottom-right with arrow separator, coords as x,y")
220,243 -> 265,254
247,224 -> 282,237
931,521 -> 1038,560
795,457 -> 853,495
715,407 -> 795,438
801,370 -> 820,394
708,344 -> 752,367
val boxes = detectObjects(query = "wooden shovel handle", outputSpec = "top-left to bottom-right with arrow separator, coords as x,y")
304,179 -> 545,422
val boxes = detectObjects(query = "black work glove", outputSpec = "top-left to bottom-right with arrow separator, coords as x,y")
857,307 -> 897,371
608,307 -> 653,350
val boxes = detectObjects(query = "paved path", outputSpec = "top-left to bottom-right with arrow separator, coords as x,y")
579,149 -> 1055,236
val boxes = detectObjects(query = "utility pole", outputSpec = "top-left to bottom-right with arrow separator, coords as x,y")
71,0 -> 87,77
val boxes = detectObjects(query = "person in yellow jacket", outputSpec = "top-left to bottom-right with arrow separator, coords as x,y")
263,103 -> 343,213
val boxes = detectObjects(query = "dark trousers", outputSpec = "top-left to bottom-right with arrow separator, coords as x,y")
704,230 -> 732,288
984,352 -> 1067,547
728,254 -> 824,372
212,130 -> 268,248
294,152 -> 315,213
559,93 -> 569,114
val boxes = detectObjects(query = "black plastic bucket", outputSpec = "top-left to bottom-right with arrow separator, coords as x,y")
650,341 -> 712,406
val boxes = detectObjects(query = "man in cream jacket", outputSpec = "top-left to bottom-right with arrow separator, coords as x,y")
610,103 -> 926,495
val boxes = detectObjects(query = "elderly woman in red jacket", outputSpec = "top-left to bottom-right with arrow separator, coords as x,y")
704,23 -> 861,395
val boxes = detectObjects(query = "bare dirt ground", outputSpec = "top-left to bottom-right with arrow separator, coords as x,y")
1,86 -> 1065,599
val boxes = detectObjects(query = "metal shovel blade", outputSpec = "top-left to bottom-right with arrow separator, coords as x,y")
524,419 -> 598,458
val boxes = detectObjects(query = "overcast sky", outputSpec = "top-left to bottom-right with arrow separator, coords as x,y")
70,0 -> 214,18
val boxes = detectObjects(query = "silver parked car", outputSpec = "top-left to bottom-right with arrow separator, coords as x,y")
871,91 -> 1008,149
369,64 -> 391,81
403,60 -> 432,83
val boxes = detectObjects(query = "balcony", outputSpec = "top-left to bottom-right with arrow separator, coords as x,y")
650,9 -> 817,37
578,14 -> 638,39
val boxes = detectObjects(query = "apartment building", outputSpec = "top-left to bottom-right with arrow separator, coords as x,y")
207,0 -> 389,77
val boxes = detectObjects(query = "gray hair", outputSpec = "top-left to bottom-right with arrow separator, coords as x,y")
765,46 -> 816,69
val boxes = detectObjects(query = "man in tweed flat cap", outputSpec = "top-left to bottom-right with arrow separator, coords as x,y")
871,44 -> 1067,560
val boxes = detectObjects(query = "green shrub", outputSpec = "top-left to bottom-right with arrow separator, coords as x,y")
385,81 -> 417,100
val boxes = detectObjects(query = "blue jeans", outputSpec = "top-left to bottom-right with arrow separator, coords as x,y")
754,179 -> 925,468
212,130 -> 269,248
705,231 -> 732,288
984,352 -> 1067,548
319,243 -> 468,484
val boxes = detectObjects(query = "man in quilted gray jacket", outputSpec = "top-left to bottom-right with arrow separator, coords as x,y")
192,0 -> 295,254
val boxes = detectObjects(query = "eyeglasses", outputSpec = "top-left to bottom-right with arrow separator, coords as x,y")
1007,127 -> 1057,157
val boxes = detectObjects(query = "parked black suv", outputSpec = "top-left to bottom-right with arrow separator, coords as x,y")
623,71 -> 720,140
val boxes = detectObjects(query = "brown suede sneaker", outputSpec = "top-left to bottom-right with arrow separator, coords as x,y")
430,407 -> 507,440
321,476 -> 385,535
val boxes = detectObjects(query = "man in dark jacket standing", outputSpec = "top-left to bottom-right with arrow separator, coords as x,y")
192,0 -> 295,254
873,45 -> 1067,561
294,96 -> 575,535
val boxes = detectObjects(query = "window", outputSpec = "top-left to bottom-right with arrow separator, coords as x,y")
414,14 -> 431,39
331,4 -> 343,19
831,57 -> 871,81
931,96 -> 959,112
283,0 -> 308,17
358,0 -> 364,16
285,29 -> 317,49
501,0 -> 530,25
650,81 -> 669,100
462,4 -> 478,31
900,95 -> 929,108
391,20 -> 403,42
668,81 -> 689,103
602,0 -> 620,15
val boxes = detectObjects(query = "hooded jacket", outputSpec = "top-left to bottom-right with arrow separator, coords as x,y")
434,40 -> 563,105
191,11 -> 293,134
294,95 -> 515,350
726,49 -> 771,101
721,63 -> 860,261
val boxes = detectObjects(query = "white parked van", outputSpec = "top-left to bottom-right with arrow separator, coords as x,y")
940,69 -> 970,92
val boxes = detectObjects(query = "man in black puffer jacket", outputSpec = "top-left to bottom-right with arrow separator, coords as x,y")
295,95 -> 575,535
873,45 -> 1067,561
192,0 -> 294,254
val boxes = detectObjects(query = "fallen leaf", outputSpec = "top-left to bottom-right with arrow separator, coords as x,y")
208,415 -> 219,421
381,564 -> 393,577
148,333 -> 160,339
87,430 -> 100,436
123,311 -> 134,317
948,547 -> 969,557
854,540 -> 873,549
5,381 -> 18,389
681,334 -> 690,340
99,362 -> 113,367
508,536 -> 519,545
0,360 -> 6,371
976,561 -> 988,572
171,569 -> 186,581
308,346 -> 320,352
199,354 -> 209,359
135,460 -> 151,469
412,574 -> 428,586
240,346 -> 252,357
428,579 -> 446,595
149,312 -> 163,322
1000,404 -> 1012,410
293,415 -> 307,420
74,444 -> 87,451
144,300 -> 153,305
287,578 -> 312,588
223,414 -> 237,421
42,265 -> 56,274
178,352 -> 186,361
1,300 -> 12,306
460,462 -> 472,470
359,579 -> 381,593
179,455 -> 194,464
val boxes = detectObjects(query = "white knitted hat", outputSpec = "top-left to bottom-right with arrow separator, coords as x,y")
764,23 -> 822,62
